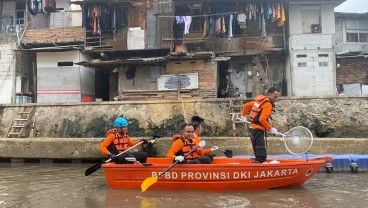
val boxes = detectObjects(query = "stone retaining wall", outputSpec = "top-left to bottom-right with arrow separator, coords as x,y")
1,96 -> 368,138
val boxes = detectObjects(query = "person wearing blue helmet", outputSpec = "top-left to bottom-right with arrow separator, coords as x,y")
99,117 -> 148,164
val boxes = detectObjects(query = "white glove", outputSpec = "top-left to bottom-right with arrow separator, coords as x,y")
270,127 -> 278,135
175,156 -> 185,162
211,146 -> 219,152
242,119 -> 250,124
198,140 -> 206,148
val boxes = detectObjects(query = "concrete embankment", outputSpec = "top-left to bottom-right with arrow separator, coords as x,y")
1,137 -> 367,161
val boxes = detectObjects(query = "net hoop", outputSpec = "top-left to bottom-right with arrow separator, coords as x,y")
283,126 -> 313,155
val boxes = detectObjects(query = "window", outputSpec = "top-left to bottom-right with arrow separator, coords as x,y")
335,19 -> 342,42
16,1 -> 25,25
297,54 -> 307,58
319,62 -> 328,67
346,19 -> 368,43
301,5 -> 321,34
58,62 -> 74,66
298,62 -> 307,67
318,54 -> 329,57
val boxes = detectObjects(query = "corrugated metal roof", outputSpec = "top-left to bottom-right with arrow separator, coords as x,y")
15,46 -> 82,52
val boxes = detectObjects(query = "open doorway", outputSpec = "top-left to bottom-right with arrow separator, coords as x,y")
217,61 -> 229,98
95,70 -> 110,101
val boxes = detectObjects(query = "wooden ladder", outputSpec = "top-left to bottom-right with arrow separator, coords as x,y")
252,56 -> 270,92
229,98 -> 246,136
6,106 -> 35,138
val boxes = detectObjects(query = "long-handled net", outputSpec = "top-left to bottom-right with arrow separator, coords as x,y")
279,126 -> 313,155
236,118 -> 314,155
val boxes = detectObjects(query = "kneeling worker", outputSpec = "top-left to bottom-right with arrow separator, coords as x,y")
99,117 -> 148,164
167,124 -> 216,164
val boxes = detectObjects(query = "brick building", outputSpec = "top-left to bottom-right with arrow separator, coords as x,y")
0,0 -> 347,104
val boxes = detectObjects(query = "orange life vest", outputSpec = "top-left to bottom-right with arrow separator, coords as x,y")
249,96 -> 271,127
173,135 -> 198,161
107,129 -> 129,154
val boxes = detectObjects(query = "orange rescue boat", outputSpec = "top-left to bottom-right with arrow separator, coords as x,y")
102,157 -> 333,191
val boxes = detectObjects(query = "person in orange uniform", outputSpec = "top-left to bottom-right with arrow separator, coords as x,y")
167,124 -> 212,164
99,117 -> 148,164
241,87 -> 280,163
191,116 -> 218,161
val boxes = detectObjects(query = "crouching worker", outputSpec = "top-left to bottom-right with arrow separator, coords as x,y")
167,124 -> 213,164
99,117 -> 148,164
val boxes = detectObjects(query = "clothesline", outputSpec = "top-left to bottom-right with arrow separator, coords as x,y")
157,12 -> 239,18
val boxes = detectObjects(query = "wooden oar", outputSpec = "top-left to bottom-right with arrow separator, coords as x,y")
85,141 -> 143,176
141,145 -> 200,192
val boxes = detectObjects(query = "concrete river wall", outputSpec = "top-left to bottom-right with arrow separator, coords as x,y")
1,96 -> 368,160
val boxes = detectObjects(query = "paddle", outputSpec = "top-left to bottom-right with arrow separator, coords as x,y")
141,145 -> 200,192
218,148 -> 233,158
85,141 -> 143,176
208,145 -> 233,158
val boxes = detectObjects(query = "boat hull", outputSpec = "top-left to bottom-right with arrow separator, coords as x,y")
102,157 -> 333,191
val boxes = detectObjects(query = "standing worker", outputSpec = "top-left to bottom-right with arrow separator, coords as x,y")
99,117 -> 148,164
241,87 -> 280,163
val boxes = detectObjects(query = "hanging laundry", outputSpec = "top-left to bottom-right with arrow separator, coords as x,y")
276,2 -> 281,21
237,13 -> 247,23
49,0 -> 56,12
209,17 -> 216,35
28,0 -> 36,15
93,6 -> 98,35
238,13 -> 247,29
278,3 -> 286,26
266,2 -> 271,20
97,17 -> 101,35
216,17 -> 221,34
222,16 -> 226,33
261,5 -> 266,37
248,3 -> 252,21
206,15 -> 210,35
183,16 -> 192,34
36,0 -> 42,13
272,3 -> 276,22
203,17 -> 207,39
176,16 -> 184,24
269,3 -> 273,20
258,6 -> 262,32
112,7 -> 116,34
228,14 -> 233,40
172,20 -> 180,44
254,3 -> 257,21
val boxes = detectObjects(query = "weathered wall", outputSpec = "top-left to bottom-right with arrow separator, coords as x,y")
336,58 -> 368,85
1,97 -> 368,138
119,60 -> 218,99
0,35 -> 17,104
24,27 -> 85,43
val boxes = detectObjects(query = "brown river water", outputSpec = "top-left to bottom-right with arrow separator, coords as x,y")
0,163 -> 367,208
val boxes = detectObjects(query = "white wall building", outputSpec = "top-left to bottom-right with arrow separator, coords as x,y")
37,51 -> 95,103
287,0 -> 345,96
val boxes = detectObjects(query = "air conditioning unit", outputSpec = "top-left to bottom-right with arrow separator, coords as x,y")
311,24 -> 321,33
6,25 -> 16,33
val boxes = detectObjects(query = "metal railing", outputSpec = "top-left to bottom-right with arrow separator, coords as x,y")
0,18 -> 25,34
